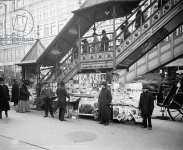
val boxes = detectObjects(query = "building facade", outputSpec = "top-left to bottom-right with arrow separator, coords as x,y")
0,0 -> 83,80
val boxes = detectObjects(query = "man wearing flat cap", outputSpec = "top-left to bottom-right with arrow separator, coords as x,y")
139,86 -> 154,130
98,81 -> 112,125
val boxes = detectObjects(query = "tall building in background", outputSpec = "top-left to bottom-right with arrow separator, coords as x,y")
0,0 -> 84,80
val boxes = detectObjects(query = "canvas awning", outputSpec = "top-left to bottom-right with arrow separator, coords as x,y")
37,0 -> 140,66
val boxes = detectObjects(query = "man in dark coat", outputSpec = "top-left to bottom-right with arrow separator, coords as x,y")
135,8 -> 145,29
11,79 -> 19,106
0,77 -> 10,118
56,81 -> 70,121
139,87 -> 154,129
98,82 -> 112,125
101,30 -> 109,51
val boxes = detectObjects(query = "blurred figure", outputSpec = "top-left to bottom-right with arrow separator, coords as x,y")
56,81 -> 70,121
139,87 -> 154,130
135,8 -> 145,29
98,82 -> 112,125
40,83 -> 54,118
158,0 -> 168,9
92,32 -> 100,53
120,22 -> 130,43
82,39 -> 90,54
11,79 -> 19,106
101,30 -> 109,51
16,80 -> 31,113
0,77 -> 10,118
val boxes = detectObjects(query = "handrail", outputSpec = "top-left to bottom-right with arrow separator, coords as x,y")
115,0 -> 158,41
115,0 -> 149,32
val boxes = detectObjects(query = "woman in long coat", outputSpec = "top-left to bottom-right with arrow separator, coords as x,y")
0,77 -> 10,118
16,80 -> 30,113
98,82 -> 112,125
11,79 -> 19,106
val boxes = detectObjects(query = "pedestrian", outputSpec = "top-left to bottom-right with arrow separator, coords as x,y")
82,39 -> 90,54
16,80 -> 31,113
139,86 -> 154,130
11,79 -> 19,106
120,22 -> 130,43
92,32 -> 100,53
40,83 -> 54,118
101,30 -> 109,51
98,82 -> 112,125
135,8 -> 145,29
0,77 -> 10,119
56,81 -> 70,121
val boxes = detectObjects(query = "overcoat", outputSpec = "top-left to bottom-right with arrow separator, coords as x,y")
11,83 -> 19,104
98,87 -> 112,122
0,85 -> 10,111
139,91 -> 154,115
56,87 -> 70,109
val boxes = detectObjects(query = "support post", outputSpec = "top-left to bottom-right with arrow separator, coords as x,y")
78,18 -> 81,69
112,5 -> 116,71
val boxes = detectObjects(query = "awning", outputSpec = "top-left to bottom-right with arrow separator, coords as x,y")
17,39 -> 45,66
37,0 -> 140,66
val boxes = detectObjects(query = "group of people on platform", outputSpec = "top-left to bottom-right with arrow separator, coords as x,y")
82,29 -> 109,54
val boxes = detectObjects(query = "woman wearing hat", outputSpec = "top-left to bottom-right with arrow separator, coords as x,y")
16,80 -> 31,113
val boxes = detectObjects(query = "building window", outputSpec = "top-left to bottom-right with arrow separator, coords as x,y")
16,0 -> 24,9
50,22 -> 57,35
44,24 -> 49,37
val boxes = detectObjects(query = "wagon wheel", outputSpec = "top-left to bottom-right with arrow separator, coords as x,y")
167,107 -> 183,121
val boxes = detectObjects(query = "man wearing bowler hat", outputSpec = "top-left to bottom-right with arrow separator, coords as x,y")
139,85 -> 154,130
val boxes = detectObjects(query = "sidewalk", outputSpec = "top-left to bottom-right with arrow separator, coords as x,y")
0,109 -> 183,150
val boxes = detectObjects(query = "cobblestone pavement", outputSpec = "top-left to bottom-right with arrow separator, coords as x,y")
0,110 -> 183,150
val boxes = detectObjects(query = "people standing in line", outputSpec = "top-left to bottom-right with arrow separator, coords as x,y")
92,32 -> 100,53
56,81 -> 70,121
16,80 -> 31,113
135,8 -> 145,29
40,83 -> 54,118
11,79 -> 19,106
98,82 -> 112,125
82,39 -> 90,54
139,86 -> 154,130
0,77 -> 10,119
101,30 -> 109,51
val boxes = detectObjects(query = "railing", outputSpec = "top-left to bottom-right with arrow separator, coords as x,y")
48,0 -> 182,83
116,0 -> 182,57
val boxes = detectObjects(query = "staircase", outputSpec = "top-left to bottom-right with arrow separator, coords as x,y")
45,0 -> 183,84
